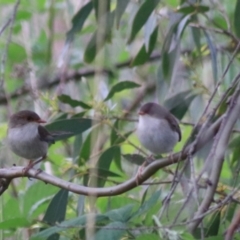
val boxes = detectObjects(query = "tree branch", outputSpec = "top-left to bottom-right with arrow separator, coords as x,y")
0,52 -> 161,105
0,116 -> 222,197
225,208 -> 240,240
188,86 -> 240,233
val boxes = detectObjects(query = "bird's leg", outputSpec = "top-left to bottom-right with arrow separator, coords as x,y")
167,151 -> 175,164
23,155 -> 46,176
136,155 -> 155,185
31,154 -> 46,168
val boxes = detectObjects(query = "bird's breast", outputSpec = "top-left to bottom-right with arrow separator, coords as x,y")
7,123 -> 48,160
137,115 -> 179,154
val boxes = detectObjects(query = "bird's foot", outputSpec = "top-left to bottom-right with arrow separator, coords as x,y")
135,155 -> 154,185
136,165 -> 144,185
22,165 -> 32,177
22,160 -> 36,177
35,168 -> 42,176
167,152 -> 174,163
146,155 -> 155,164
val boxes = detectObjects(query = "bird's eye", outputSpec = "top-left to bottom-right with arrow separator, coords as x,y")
27,117 -> 32,121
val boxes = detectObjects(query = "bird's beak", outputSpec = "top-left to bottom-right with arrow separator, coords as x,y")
37,119 -> 46,123
138,111 -> 145,115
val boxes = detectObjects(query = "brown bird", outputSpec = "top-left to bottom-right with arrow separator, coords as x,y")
137,102 -> 181,155
7,110 -> 55,173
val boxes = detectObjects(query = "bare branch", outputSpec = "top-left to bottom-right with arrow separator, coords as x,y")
188,85 -> 240,233
0,116 -> 221,197
225,208 -> 240,240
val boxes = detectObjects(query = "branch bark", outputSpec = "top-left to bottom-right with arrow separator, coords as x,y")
225,208 -> 240,240
0,52 -> 161,105
0,116 -> 221,197
188,86 -> 240,233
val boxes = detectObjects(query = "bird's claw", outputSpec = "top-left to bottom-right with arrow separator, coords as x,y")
35,168 -> 42,176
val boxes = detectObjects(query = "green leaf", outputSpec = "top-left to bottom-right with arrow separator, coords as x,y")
73,134 -> 83,162
111,120 -> 133,145
106,204 -> 134,222
92,0 -> 111,20
32,31 -> 48,66
61,213 -> 108,227
123,154 -> 146,166
115,130 -> 133,145
131,190 -> 161,219
98,146 -> 119,171
94,221 -> 127,240
164,90 -> 197,119
45,118 -> 93,141
104,81 -> 140,101
87,167 -> 121,178
79,130 -> 92,165
180,232 -> 195,240
111,120 -> 119,145
131,25 -> 158,66
23,182 -> 58,218
3,198 -> 22,221
191,16 -> 201,57
0,218 -> 30,229
8,43 -> 27,63
204,30 -> 218,82
136,234 -> 159,240
67,1 -> 93,41
16,10 -> 32,21
1,0 -> 16,3
205,211 -> 220,237
225,203 -> 237,222
177,5 -> 209,14
31,214 -> 109,240
116,0 -> 129,28
128,0 -> 160,43
162,14 -> 190,79
84,12 -> 114,63
201,236 -> 223,240
229,136 -> 240,148
31,227 -> 62,240
58,94 -> 91,109
40,189 -> 68,240
97,146 -> 119,187
113,146 -> 122,171
43,189 -> 69,224
234,0 -> 240,38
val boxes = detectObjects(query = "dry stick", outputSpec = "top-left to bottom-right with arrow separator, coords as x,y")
171,72 -> 240,225
222,159 -> 240,225
165,117 -> 215,225
188,84 -> 240,233
225,208 -> 240,240
0,52 -> 160,105
158,155 -> 190,220
168,42 -> 240,229
0,19 -> 11,37
169,185 -> 240,229
171,121 -> 218,226
186,38 -> 240,153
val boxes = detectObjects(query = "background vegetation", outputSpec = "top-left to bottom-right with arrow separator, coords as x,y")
0,0 -> 240,239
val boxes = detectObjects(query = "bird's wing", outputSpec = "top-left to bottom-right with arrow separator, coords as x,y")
166,114 -> 182,142
38,125 -> 55,144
